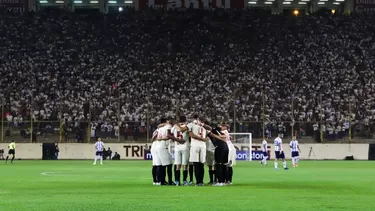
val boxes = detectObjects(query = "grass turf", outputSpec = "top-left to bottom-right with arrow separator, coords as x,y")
0,160 -> 374,211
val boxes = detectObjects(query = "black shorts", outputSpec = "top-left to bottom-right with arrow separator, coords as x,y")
95,151 -> 103,156
8,149 -> 15,155
263,151 -> 268,157
214,144 -> 229,164
291,151 -> 299,157
275,151 -> 285,159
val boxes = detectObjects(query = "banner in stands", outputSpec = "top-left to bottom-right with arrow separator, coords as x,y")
0,0 -> 28,13
354,0 -> 375,12
139,0 -> 245,10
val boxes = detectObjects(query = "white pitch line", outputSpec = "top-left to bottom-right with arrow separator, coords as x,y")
41,172 -> 57,176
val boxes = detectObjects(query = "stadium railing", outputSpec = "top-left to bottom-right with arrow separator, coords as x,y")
0,119 -> 374,144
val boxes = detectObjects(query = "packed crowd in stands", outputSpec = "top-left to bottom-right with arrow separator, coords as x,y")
1,8 -> 375,141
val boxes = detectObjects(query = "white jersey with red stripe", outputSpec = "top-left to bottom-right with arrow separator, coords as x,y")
171,124 -> 190,151
187,121 -> 207,148
151,129 -> 159,150
157,124 -> 172,149
222,129 -> 235,150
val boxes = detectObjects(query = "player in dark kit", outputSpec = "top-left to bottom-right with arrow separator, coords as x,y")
202,123 -> 229,186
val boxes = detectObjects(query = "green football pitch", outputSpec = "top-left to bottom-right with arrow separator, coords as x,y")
1,160 -> 374,211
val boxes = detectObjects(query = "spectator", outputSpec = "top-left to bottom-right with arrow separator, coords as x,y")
112,152 -> 120,160
107,147 -> 112,160
1,9 -> 375,141
55,143 -> 59,160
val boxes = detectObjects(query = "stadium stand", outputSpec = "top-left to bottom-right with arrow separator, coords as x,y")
1,8 -> 375,142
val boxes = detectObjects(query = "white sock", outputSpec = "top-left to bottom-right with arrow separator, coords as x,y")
263,157 -> 267,165
296,157 -> 299,165
292,158 -> 295,166
100,156 -> 103,164
282,161 -> 287,168
94,156 -> 98,164
274,161 -> 278,169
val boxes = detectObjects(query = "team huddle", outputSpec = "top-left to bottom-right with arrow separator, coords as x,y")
90,116 -> 301,185
150,115 -> 236,186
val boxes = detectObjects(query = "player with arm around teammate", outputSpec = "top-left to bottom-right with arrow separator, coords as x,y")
207,126 -> 229,187
187,115 -> 209,186
156,118 -> 185,185
199,120 -> 216,185
289,136 -> 301,167
274,134 -> 289,170
171,116 -> 190,186
151,129 -> 160,185
220,123 -> 235,185
5,140 -> 16,164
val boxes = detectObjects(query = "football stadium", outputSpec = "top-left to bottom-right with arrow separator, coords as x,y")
1,0 -> 375,210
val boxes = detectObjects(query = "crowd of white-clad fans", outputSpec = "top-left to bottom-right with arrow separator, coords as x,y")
1,8 -> 375,142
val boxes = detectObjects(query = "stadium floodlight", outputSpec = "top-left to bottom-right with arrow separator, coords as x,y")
108,0 -> 116,3
282,1 -> 291,4
335,0 -> 344,1
317,2 -> 325,4
39,0 -> 48,3
230,133 -> 252,161
74,0 -> 82,3
298,2 -> 306,4
90,0 -> 99,3
118,7 -> 123,11
333,2 -> 340,4
301,0 -> 310,1
124,0 -> 132,3
248,1 -> 257,4
56,0 -> 64,3
265,1 -> 273,4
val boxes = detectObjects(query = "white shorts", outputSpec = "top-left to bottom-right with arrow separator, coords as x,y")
155,147 -> 171,166
228,148 -> 236,166
189,146 -> 206,163
206,150 -> 215,166
151,148 -> 158,166
174,149 -> 189,165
